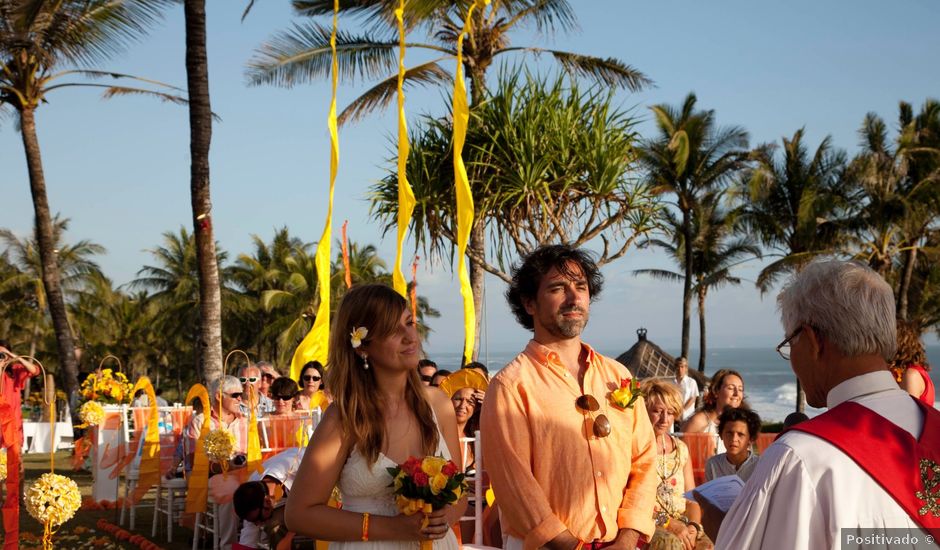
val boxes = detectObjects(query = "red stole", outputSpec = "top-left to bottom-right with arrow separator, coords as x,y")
784,399 -> 940,531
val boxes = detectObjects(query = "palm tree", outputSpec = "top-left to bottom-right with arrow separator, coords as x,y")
0,217 -> 104,375
634,191 -> 760,372
182,0 -> 224,384
247,1 -> 650,124
1,0 -> 179,396
846,101 -> 940,318
132,228 -> 232,381
639,93 -> 750,361
740,128 -> 849,293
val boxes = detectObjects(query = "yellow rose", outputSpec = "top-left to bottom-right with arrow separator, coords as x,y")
421,456 -> 446,476
430,473 -> 448,495
393,472 -> 405,491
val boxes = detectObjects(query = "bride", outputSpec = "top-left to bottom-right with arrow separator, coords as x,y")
286,284 -> 465,549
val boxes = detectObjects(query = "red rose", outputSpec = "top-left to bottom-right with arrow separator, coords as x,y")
620,378 -> 630,389
402,457 -> 422,476
441,461 -> 458,477
413,471 -> 429,487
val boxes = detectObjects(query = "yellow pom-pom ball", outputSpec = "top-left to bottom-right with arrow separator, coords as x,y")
204,429 -> 236,463
79,401 -> 105,426
25,473 -> 81,528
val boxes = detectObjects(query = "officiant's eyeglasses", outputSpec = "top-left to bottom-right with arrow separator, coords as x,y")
775,326 -> 804,360
575,394 -> 611,439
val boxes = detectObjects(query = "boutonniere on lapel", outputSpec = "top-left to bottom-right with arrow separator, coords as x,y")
610,378 -> 643,410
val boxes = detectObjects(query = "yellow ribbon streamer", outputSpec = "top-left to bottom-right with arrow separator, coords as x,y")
453,0 -> 489,363
129,377 -> 160,503
184,384 -> 210,514
290,0 -> 340,380
246,386 -> 263,474
392,0 -> 416,298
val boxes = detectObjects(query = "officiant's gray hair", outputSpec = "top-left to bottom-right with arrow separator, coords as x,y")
777,259 -> 896,361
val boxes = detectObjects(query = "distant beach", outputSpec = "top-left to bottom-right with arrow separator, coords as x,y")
430,346 -> 940,422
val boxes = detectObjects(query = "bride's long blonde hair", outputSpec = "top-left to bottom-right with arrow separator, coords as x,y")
327,284 -> 438,465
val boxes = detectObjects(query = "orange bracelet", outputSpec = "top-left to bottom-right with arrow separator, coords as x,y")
361,512 -> 370,541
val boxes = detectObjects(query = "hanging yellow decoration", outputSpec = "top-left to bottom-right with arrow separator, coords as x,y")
290,0 -> 341,380
129,377 -> 160,503
204,429 -> 236,464
184,384 -> 211,514
453,0 -> 489,363
26,473 -> 81,542
0,448 -> 6,481
245,385 -> 263,475
392,0 -> 416,298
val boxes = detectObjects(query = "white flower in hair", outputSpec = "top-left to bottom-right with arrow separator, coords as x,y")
350,326 -> 369,348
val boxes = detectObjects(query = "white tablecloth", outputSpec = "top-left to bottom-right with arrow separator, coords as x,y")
22,421 -> 74,453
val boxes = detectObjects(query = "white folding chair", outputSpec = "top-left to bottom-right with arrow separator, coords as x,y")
151,416 -> 186,542
192,496 -> 220,550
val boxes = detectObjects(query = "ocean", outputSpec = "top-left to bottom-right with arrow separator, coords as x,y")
428,346 -> 940,422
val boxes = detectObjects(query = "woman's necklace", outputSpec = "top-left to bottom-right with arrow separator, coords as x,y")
655,434 -> 681,515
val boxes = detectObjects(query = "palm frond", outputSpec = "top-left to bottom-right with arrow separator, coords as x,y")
498,48 -> 651,91
632,268 -> 683,283
337,59 -> 450,126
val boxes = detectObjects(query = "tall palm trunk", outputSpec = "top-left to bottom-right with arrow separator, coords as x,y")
681,207 -> 694,369
697,285 -> 707,373
898,245 -> 917,321
19,108 -> 80,401
184,0 -> 223,384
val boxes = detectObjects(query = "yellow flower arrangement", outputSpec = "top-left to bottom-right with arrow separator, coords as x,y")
204,429 -> 236,463
79,401 -> 105,426
79,369 -> 133,404
610,377 -> 643,410
25,473 -> 82,528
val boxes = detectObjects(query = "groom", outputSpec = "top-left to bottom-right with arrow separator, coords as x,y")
481,245 -> 657,550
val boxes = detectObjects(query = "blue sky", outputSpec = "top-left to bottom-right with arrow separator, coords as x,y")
2,0 -> 939,361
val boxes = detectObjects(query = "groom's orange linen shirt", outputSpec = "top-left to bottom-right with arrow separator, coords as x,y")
481,340 -> 657,550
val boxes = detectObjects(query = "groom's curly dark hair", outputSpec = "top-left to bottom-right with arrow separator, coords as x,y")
505,245 -> 603,331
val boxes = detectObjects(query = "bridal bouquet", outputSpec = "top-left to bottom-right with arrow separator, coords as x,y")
387,456 -> 468,549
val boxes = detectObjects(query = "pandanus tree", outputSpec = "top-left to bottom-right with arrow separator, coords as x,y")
0,0 -> 179,396
248,1 -> 651,358
634,191 -> 760,372
369,72 -> 661,327
639,93 -> 749,363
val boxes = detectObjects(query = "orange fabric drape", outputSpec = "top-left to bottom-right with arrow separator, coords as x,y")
129,378 -> 160,503
185,384 -> 211,514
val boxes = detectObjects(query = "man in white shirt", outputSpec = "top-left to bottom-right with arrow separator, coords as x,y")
673,357 -> 698,421
717,260 -> 939,548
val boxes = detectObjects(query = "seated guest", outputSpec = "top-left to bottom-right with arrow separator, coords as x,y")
681,369 -> 746,453
269,377 -> 299,417
185,375 -> 249,549
642,379 -> 711,550
418,359 -> 438,386
295,361 -> 329,413
430,369 -> 452,388
704,408 -> 761,483
233,448 -> 305,550
239,363 -> 275,417
439,369 -> 488,473
257,361 -> 281,399
891,318 -> 935,406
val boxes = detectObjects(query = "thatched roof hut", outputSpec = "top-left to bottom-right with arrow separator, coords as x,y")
615,328 -> 677,379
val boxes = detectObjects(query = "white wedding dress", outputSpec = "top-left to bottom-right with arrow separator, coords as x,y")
332,419 -> 460,550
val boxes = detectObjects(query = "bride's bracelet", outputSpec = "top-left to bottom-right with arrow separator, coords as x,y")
361,512 -> 370,541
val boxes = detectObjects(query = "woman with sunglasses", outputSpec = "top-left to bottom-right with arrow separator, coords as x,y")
285,284 -> 465,550
297,361 -> 330,413
270,377 -> 300,416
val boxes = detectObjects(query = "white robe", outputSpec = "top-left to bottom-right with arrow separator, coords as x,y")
716,371 -> 930,549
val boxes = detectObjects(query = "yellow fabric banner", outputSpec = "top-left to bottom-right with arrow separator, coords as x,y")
290,0 -> 341,380
129,377 -> 160,503
392,0 -> 416,298
453,0 -> 489,363
245,385 -> 263,475
184,384 -> 210,514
